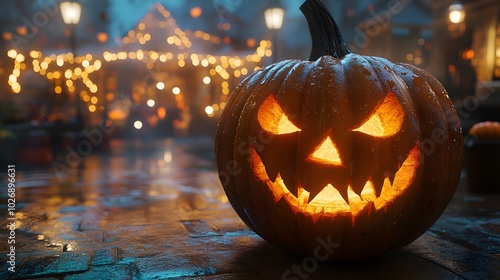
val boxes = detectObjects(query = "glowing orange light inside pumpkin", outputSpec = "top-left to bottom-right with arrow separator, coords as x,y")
353,91 -> 404,137
251,145 -> 420,218
306,136 -> 342,165
309,184 -> 350,212
253,92 -> 418,218
258,95 -> 301,135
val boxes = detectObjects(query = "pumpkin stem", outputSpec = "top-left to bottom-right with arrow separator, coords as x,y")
300,0 -> 351,61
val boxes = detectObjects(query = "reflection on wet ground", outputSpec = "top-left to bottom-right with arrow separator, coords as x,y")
0,137 -> 499,279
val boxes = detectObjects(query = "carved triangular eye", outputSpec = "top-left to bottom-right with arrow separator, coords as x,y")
352,91 -> 404,138
258,95 -> 301,135
306,136 -> 343,165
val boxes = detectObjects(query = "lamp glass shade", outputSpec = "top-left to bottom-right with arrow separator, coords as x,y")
60,2 -> 82,24
448,3 -> 465,24
265,8 -> 284,30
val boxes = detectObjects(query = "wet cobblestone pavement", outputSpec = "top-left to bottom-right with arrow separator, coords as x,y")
1,137 -> 499,279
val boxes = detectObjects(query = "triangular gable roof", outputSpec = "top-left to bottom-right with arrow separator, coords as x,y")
115,3 -> 250,55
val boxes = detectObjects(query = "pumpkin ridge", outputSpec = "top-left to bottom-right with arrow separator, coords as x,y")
258,60 -> 316,250
216,0 -> 462,262
391,63 -> 458,248
216,67 -> 274,233
392,63 -> 463,247
341,55 -> 384,195
234,59 -> 305,243
363,57 -> 420,197
277,61 -> 314,198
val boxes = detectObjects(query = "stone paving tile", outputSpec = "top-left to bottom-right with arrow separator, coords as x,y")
181,219 -> 222,238
91,248 -> 117,266
404,234 -> 500,280
64,264 -> 132,280
16,252 -> 91,279
130,251 -> 255,279
246,245 -> 462,280
0,251 -> 32,279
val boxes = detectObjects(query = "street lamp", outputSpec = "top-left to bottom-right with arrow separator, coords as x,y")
60,1 -> 83,127
264,7 -> 284,62
448,2 -> 465,24
60,1 -> 81,56
447,1 -> 466,38
265,7 -> 284,30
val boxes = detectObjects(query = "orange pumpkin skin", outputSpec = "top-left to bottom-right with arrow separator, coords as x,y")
215,0 -> 463,261
469,121 -> 500,139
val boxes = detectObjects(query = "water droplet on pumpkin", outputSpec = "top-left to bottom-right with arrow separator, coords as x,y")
311,82 -> 316,86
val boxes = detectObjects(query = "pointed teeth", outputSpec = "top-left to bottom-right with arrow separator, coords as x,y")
347,186 -> 362,203
267,167 -> 279,183
360,182 -> 378,201
309,184 -> 350,207
371,176 -> 385,198
300,178 -> 394,209
385,171 -> 396,186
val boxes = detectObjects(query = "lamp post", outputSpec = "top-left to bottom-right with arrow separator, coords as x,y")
60,1 -> 83,128
264,6 -> 284,63
447,1 -> 465,38
448,2 -> 465,24
60,1 -> 81,56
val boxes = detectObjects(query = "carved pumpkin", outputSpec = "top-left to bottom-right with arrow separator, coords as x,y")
215,0 -> 463,261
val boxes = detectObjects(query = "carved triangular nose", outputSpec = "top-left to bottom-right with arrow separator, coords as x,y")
306,136 -> 343,166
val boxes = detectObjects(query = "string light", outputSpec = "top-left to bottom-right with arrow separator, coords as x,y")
4,4 -> 271,119
156,82 -> 165,90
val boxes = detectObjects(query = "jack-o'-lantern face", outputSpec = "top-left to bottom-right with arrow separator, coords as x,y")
250,91 -> 421,218
215,0 -> 463,261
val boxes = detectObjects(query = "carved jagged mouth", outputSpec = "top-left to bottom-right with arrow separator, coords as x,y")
250,145 -> 420,218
